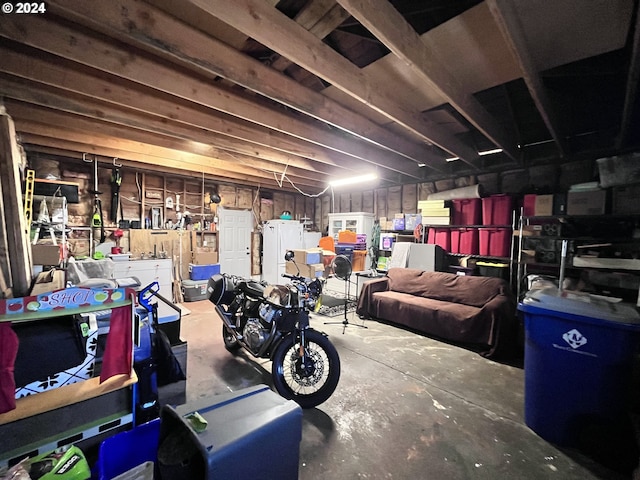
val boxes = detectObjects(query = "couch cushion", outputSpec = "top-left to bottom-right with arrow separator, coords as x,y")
386,268 -> 508,307
371,291 -> 491,344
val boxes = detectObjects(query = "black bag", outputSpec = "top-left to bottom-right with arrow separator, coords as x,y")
151,323 -> 186,387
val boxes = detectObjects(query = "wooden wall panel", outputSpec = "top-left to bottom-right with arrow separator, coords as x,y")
219,184 -> 237,207
387,186 -> 402,215
362,190 -> 374,213
500,169 -> 529,194
418,182 -> 435,200
435,178 -> 455,192
402,184 -> 417,213
260,197 -> 275,223
350,192 -> 363,212
339,192 -> 350,212
375,188 -> 388,219
477,173 -> 499,195
237,187 -> 253,209
128,229 -> 192,279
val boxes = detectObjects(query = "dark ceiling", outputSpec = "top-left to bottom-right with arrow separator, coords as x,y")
0,0 -> 637,194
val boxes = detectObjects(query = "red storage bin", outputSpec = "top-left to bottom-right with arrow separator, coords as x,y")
482,195 -> 513,225
450,228 -> 479,255
523,194 -> 536,217
427,227 -> 451,251
479,227 -> 511,257
452,198 -> 481,225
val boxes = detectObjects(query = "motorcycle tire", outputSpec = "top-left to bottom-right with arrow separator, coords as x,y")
222,325 -> 241,352
271,329 -> 340,409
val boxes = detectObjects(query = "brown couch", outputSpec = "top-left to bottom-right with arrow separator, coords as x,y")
356,268 -> 517,358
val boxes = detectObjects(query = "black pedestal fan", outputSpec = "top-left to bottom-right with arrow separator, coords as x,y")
324,254 -> 367,333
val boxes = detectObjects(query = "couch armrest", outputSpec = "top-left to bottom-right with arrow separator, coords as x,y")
356,276 -> 389,318
479,293 -> 518,358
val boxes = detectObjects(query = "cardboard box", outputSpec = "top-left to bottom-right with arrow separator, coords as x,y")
567,190 -> 607,215
534,194 -> 554,216
192,247 -> 218,265
597,152 -> 640,188
292,248 -> 322,265
32,244 -> 61,265
404,213 -> 422,230
612,184 -> 640,214
285,261 -> 324,278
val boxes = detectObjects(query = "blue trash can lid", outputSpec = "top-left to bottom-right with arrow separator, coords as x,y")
519,287 -> 640,325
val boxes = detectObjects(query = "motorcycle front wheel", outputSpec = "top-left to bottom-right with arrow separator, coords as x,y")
271,329 -> 340,409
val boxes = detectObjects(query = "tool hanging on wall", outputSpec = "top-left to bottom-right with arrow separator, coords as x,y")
110,158 -> 122,222
83,154 -> 106,245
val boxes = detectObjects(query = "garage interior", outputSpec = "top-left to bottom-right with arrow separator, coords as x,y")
1,0 -> 640,478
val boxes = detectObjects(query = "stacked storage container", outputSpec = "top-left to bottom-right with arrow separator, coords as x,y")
450,228 -> 479,255
452,198 -> 481,225
479,194 -> 513,257
427,227 -> 451,251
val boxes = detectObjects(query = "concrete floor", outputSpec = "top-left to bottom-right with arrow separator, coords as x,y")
178,299 -> 636,480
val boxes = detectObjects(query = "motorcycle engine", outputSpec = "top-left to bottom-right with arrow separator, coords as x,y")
243,318 -> 269,352
258,303 -> 283,324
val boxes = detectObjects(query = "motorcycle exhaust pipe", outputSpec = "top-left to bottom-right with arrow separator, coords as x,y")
215,305 -> 239,337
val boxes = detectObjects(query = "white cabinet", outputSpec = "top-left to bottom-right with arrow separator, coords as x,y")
328,212 -> 372,239
328,212 -> 375,267
328,212 -> 374,243
111,259 -> 175,320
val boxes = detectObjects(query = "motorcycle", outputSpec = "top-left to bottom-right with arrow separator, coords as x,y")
207,251 -> 341,408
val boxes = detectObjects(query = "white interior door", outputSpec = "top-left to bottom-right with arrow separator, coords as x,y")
217,206 -> 252,277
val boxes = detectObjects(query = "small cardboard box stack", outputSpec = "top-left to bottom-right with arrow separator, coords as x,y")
286,248 -> 324,278
192,247 -> 218,265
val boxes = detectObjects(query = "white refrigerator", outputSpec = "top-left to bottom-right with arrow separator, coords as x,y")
262,219 -> 304,285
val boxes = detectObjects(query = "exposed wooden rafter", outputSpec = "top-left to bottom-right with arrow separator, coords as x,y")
336,0 -> 520,163
187,0 -> 482,169
486,0 -> 565,157
46,0 -> 443,174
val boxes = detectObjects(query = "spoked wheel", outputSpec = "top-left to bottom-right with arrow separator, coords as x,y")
222,325 -> 241,352
271,329 -> 340,409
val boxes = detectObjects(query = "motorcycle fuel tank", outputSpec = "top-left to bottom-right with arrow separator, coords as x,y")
263,285 -> 296,308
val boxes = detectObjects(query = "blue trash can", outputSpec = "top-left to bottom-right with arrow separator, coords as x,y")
518,288 -> 640,447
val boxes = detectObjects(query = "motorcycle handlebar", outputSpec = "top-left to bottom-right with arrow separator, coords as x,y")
281,273 -> 303,280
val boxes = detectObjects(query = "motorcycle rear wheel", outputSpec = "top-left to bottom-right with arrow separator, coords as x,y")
222,325 -> 241,352
271,329 -> 340,409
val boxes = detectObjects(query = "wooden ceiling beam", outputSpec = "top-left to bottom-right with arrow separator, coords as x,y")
33,1 -> 439,176
270,1 -> 350,72
187,0 -> 481,168
336,0 -> 520,163
7,101 -> 325,186
14,124 -> 319,192
486,0 -> 565,157
22,144 -> 283,191
0,48 -> 358,174
19,133 -> 301,191
0,70 -> 353,181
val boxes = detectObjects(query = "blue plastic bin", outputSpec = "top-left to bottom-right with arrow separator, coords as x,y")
189,263 -> 221,281
96,419 -> 160,480
158,384 -> 302,479
518,288 -> 640,446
